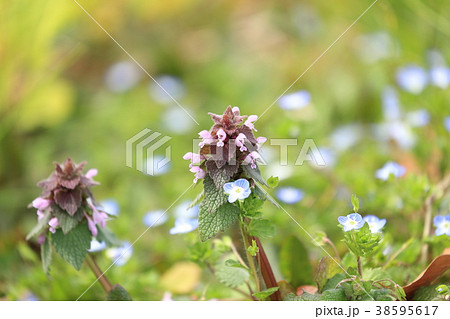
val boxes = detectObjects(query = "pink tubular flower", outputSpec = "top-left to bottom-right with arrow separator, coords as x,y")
37,234 -> 46,245
190,166 -> 206,183
32,197 -> 52,211
235,133 -> 247,152
244,115 -> 258,131
232,106 -> 240,114
256,136 -> 267,149
244,151 -> 261,169
48,217 -> 59,234
85,169 -> 98,179
85,212 -> 98,237
216,129 -> 227,147
198,130 -> 214,147
183,152 -> 202,164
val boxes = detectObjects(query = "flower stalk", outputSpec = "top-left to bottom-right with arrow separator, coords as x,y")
85,253 -> 113,293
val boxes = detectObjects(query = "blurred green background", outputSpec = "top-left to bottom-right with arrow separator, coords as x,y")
0,0 -> 449,300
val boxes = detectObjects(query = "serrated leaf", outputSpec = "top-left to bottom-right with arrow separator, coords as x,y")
199,202 -> 240,241
26,210 -> 51,240
216,265 -> 250,288
253,287 -> 280,300
96,226 -> 120,247
267,176 -> 279,188
247,219 -> 276,238
106,284 -> 133,301
321,288 -> 347,301
243,164 -> 267,186
225,259 -> 248,270
280,236 -> 314,288
51,223 -> 91,270
41,237 -> 52,277
351,194 -> 359,212
53,205 -> 84,234
202,174 -> 227,214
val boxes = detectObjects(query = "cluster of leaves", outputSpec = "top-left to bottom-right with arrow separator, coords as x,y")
342,223 -> 383,258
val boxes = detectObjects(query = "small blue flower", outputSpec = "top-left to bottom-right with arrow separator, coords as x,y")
444,117 -> 450,132
162,107 -> 194,134
276,187 -> 304,204
278,90 -> 311,110
381,87 -> 402,122
88,239 -> 107,252
329,124 -> 363,152
375,161 -> 406,181
396,64 -> 428,94
430,66 -> 450,89
148,75 -> 185,104
223,179 -> 251,203
406,109 -> 430,127
363,215 -> 387,233
174,201 -> 199,219
105,61 -> 141,93
100,199 -> 120,217
338,213 -> 365,231
106,241 -> 133,266
433,215 -> 450,236
143,210 -> 168,227
169,218 -> 199,235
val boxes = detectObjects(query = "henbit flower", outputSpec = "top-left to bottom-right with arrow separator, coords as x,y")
37,210 -> 45,221
278,90 -> 311,110
433,215 -> 450,236
396,65 -> 428,94
198,130 -> 215,147
190,166 -> 206,183
363,215 -> 387,233
235,133 -> 248,152
243,151 -> 262,169
91,205 -> 108,228
85,168 -> 98,179
232,106 -> 240,114
183,152 -> 202,166
276,187 -> 304,204
88,239 -> 107,252
106,241 -> 133,266
445,117 -> 450,132
48,217 -> 59,234
338,213 -> 365,232
32,197 -> 52,211
85,213 -> 97,237
37,234 -> 46,245
375,161 -> 406,181
169,218 -> 199,234
216,128 -> 227,147
244,115 -> 258,131
143,210 -> 169,227
223,179 -> 251,203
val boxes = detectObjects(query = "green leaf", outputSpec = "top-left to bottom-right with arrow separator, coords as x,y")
351,194 -> 359,213
53,205 -> 84,234
323,273 -> 347,291
51,223 -> 92,270
314,256 -> 343,292
267,176 -> 279,188
96,226 -> 120,247
225,259 -> 248,270
280,236 -> 314,287
247,219 -> 276,238
243,164 -> 267,186
247,239 -> 259,256
41,236 -> 52,277
202,174 -> 227,214
216,265 -> 250,288
253,287 -> 280,300
254,183 -> 281,209
321,288 -> 347,301
198,202 -> 240,241
106,284 -> 133,301
26,209 -> 51,240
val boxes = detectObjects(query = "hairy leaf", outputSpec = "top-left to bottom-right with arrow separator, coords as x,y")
52,205 -> 84,234
41,237 -> 52,277
106,284 -> 133,301
253,287 -> 280,300
199,202 -> 240,241
216,265 -> 250,288
247,219 -> 276,238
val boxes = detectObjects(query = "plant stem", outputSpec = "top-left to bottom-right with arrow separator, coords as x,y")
357,256 -> 363,278
85,253 -> 113,293
240,221 -> 261,293
253,237 -> 282,301
323,237 -> 341,262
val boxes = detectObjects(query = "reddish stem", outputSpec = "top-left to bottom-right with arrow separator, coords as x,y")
253,237 -> 282,301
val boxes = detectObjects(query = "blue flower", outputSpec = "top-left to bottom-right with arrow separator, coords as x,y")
363,215 -> 386,233
105,61 -> 141,93
338,213 -> 365,231
406,109 -> 430,127
444,117 -> 450,132
169,218 -> 199,235
148,75 -> 185,104
106,241 -> 133,266
223,179 -> 251,203
276,187 -> 304,204
278,90 -> 311,110
396,65 -> 428,94
162,107 -> 194,134
100,199 -> 120,217
372,121 -> 416,150
381,87 -> 402,122
143,210 -> 168,227
430,66 -> 450,89
433,215 -> 450,236
375,161 -> 406,180
329,124 -> 363,152
174,201 -> 199,219
88,239 -> 107,252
